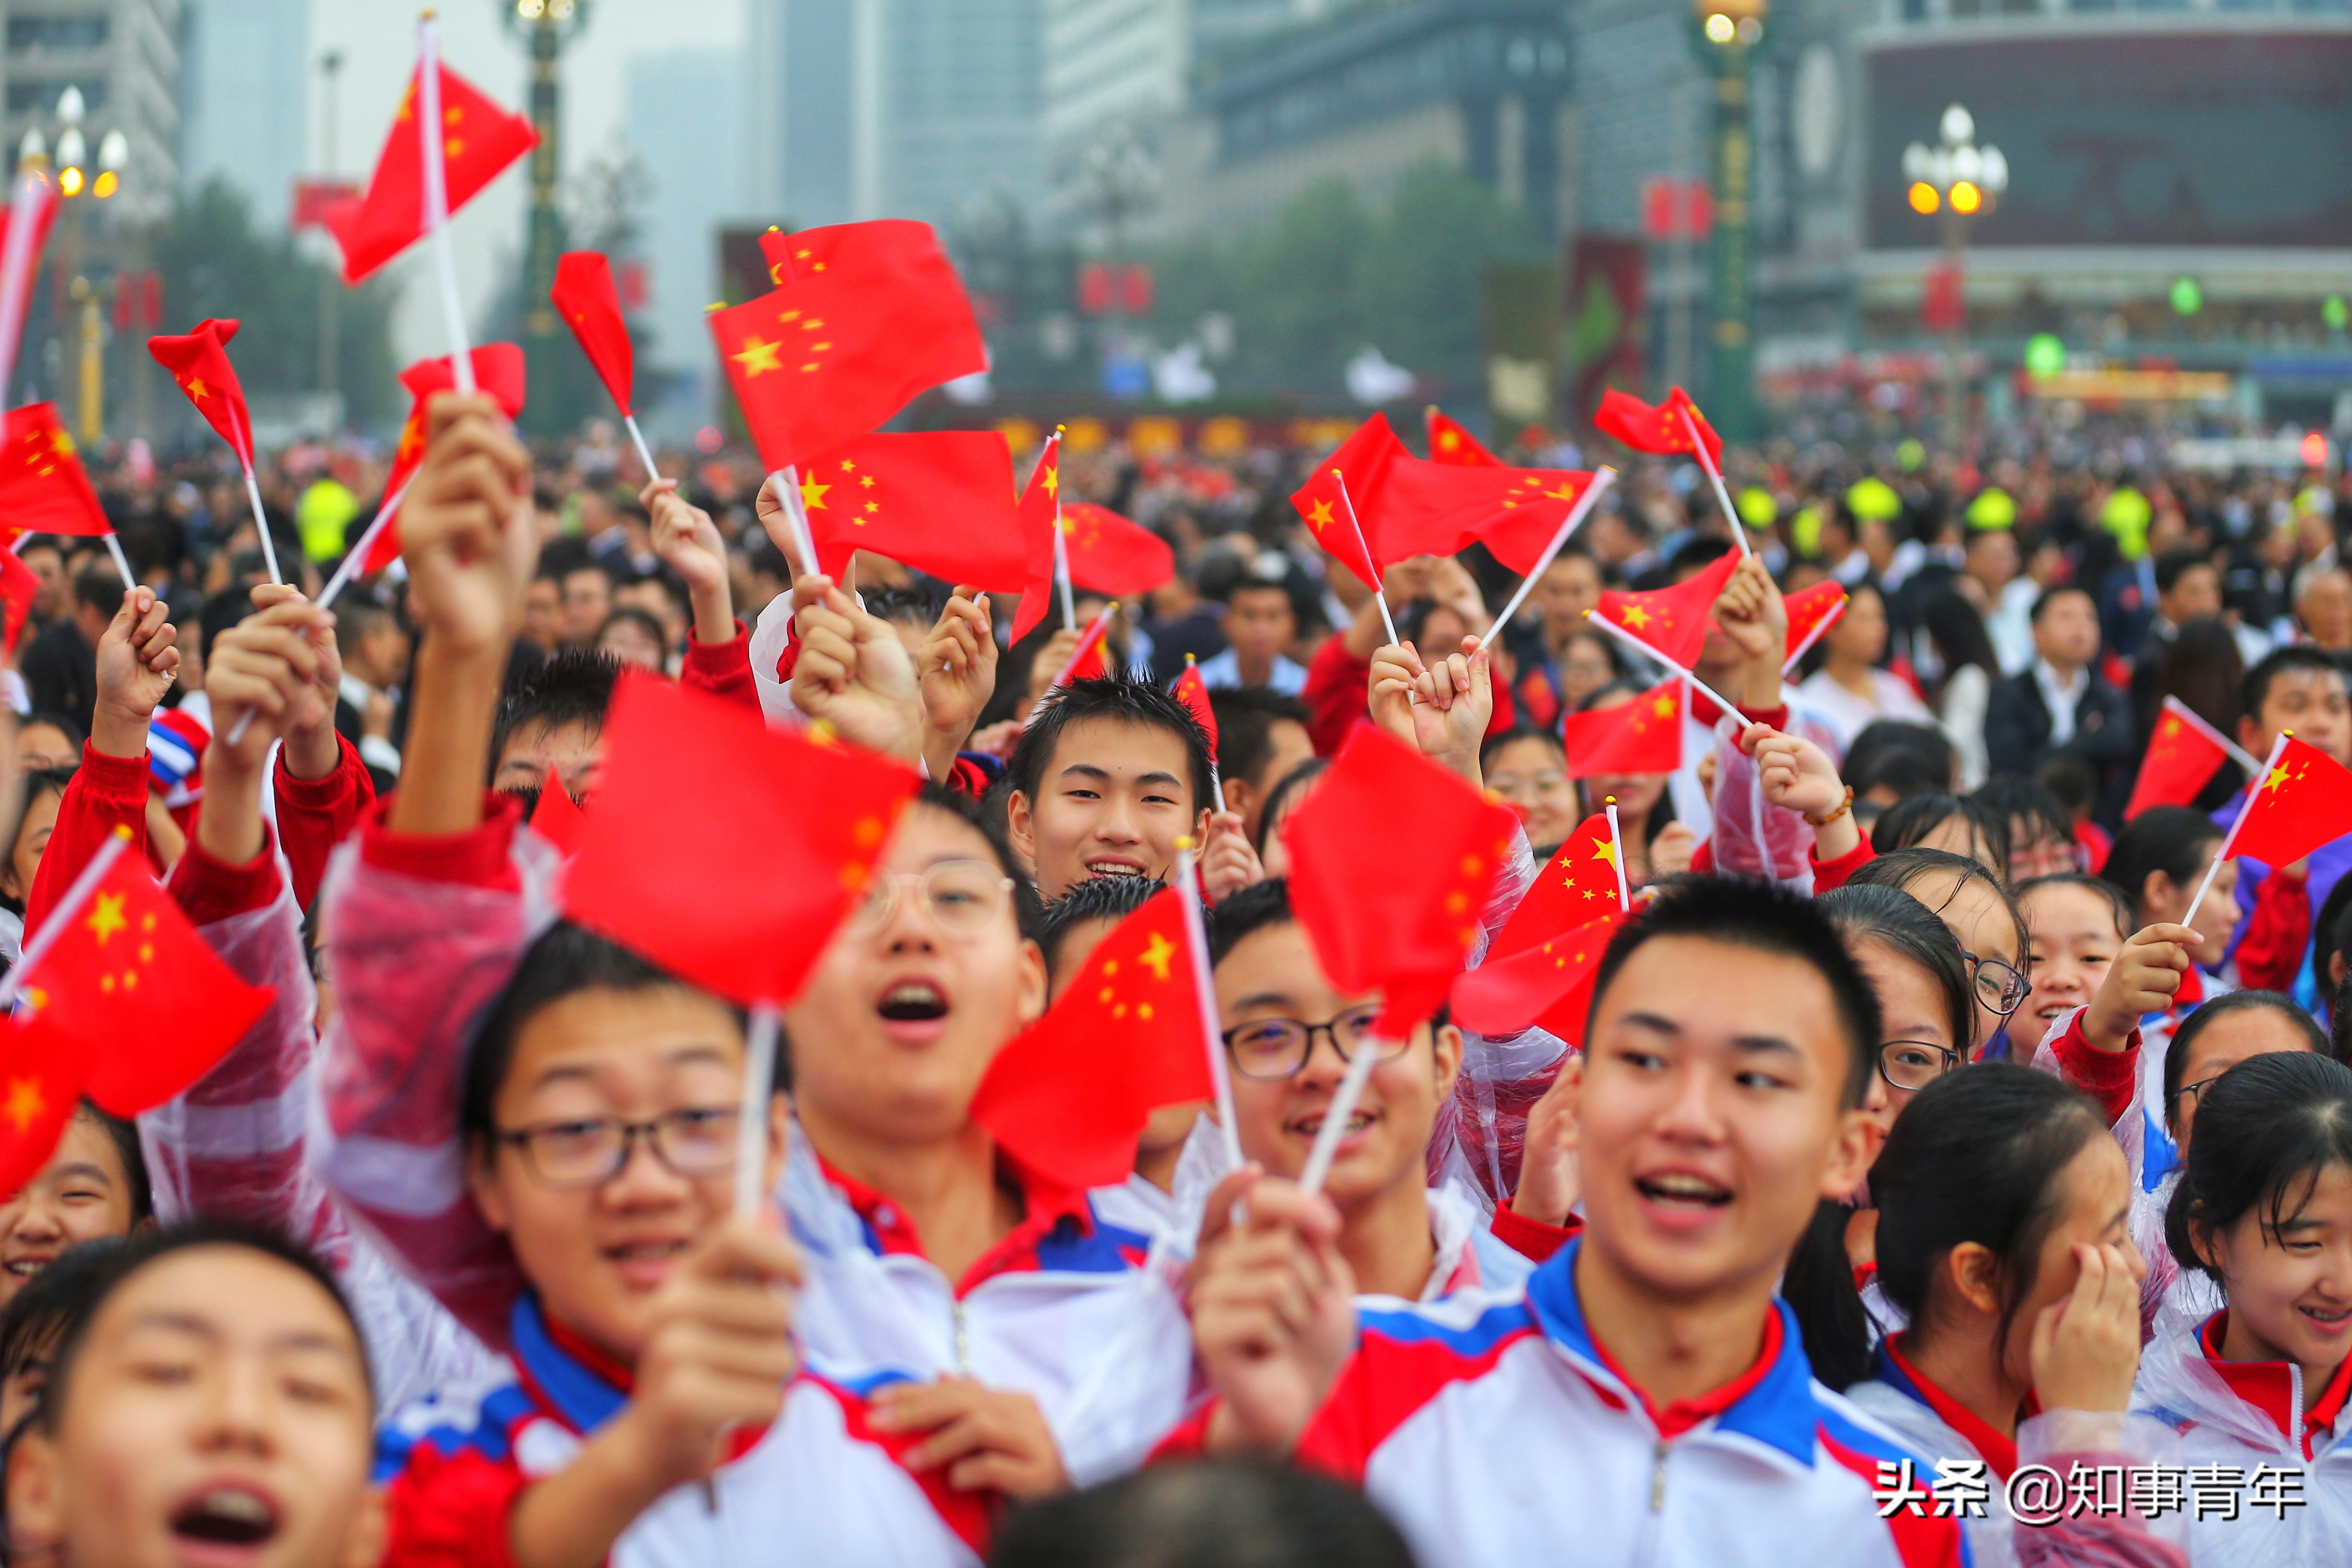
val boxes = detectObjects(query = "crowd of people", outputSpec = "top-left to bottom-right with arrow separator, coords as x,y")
0,390 -> 2347,1568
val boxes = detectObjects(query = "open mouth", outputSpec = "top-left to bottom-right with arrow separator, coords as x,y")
2300,1304 -> 2352,1328
5,1255 -> 53,1281
1290,1110 -> 1374,1139
877,982 -> 949,1024
1084,857 -> 1148,878
170,1487 -> 280,1551
1635,1173 -> 1733,1209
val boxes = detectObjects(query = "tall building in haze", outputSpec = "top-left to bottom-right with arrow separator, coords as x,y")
179,0 -> 310,228
626,45 -> 746,422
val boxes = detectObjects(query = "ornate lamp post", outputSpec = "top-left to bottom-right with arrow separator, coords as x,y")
1690,0 -> 1764,443
1904,104 -> 2008,441
501,0 -> 590,434
16,87 -> 125,442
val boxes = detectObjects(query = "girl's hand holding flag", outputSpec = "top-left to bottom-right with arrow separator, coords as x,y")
196,595 -> 336,863
88,587 -> 179,765
2081,922 -> 2198,1053
643,477 -> 736,647
1744,723 -> 1859,863
1368,637 -> 1492,788
1711,554 -> 1790,712
790,578 -> 924,764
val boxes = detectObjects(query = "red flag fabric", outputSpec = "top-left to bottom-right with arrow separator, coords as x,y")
1010,430 -> 1171,640
0,178 -> 61,366
968,888 -> 1215,1191
1491,813 -> 1623,960
1593,386 -> 1724,467
799,431 -> 1027,590
1780,580 -> 1850,671
361,345 -> 529,574
0,405 -> 111,538
529,781 -> 585,855
1563,678 -> 1686,780
148,318 -> 256,469
710,222 -> 984,469
758,219 -> 941,286
0,546 -> 36,653
1590,551 -> 1740,670
0,1014 -> 81,1200
1289,462 -> 1382,589
324,62 -> 536,283
2125,699 -> 2235,822
561,675 -> 922,1005
1291,415 -> 1597,577
23,852 -> 275,1117
1282,728 -> 1519,1033
1173,658 -> 1218,764
1425,407 -> 1502,466
1451,914 -> 1619,1045
1047,609 -> 1114,690
551,251 -> 636,415
2226,735 -> 2352,870
1010,434 -> 1063,644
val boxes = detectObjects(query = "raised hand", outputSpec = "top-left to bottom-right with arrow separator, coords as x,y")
199,598 -> 334,865
792,575 -> 923,763
1369,637 -> 1491,785
917,586 -> 997,776
2029,1242 -> 2146,1414
249,583 -> 343,781
402,392 -> 534,660
1200,810 -> 1265,903
1744,722 -> 1858,862
1024,625 -> 1083,710
2082,923 -> 2195,1051
644,477 -> 735,645
1712,556 -> 1788,710
1189,1168 -> 1357,1457
91,587 -> 181,760
1509,1054 -> 1581,1228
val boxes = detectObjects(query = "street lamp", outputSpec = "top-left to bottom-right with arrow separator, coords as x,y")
500,0 -> 590,436
1904,104 -> 2008,441
1690,0 -> 1766,443
15,86 -> 126,442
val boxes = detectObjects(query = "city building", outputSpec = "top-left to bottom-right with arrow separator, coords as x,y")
0,0 -> 181,224
627,45 -> 746,430
178,0 -> 308,228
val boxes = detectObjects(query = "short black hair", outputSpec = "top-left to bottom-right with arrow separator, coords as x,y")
1972,774 -> 2075,862
2014,872 -> 2132,943
16,712 -> 83,754
1205,688 -> 1311,791
1870,792 -> 2009,877
2153,546 -> 2215,598
1038,873 -> 1165,977
69,563 -> 120,619
596,606 -> 671,657
331,591 -> 394,659
1843,721 -> 1955,802
1253,759 -> 1328,857
2242,644 -> 2347,723
1206,877 -> 1293,968
2163,990 -> 2333,1135
39,1219 -> 372,1429
862,585 -> 937,629
1846,845 -> 2030,977
990,1458 -> 1416,1568
2029,584 -> 2093,624
1005,676 -> 1214,821
489,648 -> 622,774
2099,806 -> 2223,923
78,1105 -> 151,1225
0,1236 -> 131,1385
2169,1051 -> 2352,1282
1588,876 -> 1881,1108
1480,725 -> 1566,770
200,585 -> 259,662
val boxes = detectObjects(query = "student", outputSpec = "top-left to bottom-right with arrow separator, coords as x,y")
1004,677 -> 1215,899
9,1220 -> 388,1568
487,649 -> 619,798
1983,585 -> 2135,821
1207,879 -> 1529,1303
1253,759 -> 1325,880
1849,1066 -> 2181,1566
1972,774 -> 2079,884
2014,873 -> 2131,1051
0,1109 -> 149,1307
1816,884 -> 1974,1137
1869,792 -> 2008,878
0,1237 -> 126,1438
2099,806 -> 2251,1013
1174,877 -> 1965,1568
1848,847 -> 2029,1058
2211,646 -> 2352,987
2139,1052 -> 2352,1564
1479,728 -> 1577,853
1205,690 -> 1315,846
1570,682 -> 1695,885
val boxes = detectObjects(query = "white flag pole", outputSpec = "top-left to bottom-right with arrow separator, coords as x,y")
769,467 -> 820,579
240,460 -> 284,586
734,1003 -> 780,1218
1298,1044 -> 1380,1196
1583,611 -> 1744,720
0,827 -> 133,1013
1485,466 -> 1617,645
1041,429 -> 1075,634
1331,470 -> 1398,647
1173,843 -> 1244,1171
417,13 -> 476,398
2184,732 -> 2288,929
1683,401 -> 1748,558
1603,796 -> 1632,913
100,533 -> 136,593
622,414 -> 660,484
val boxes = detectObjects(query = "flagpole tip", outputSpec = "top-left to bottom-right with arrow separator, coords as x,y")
1604,796 -> 1617,807
111,823 -> 133,841
1175,835 -> 1196,853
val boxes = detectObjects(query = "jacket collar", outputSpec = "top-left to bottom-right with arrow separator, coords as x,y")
814,1146 -> 1104,1296
2198,1309 -> 2352,1460
1874,1333 -> 2038,1480
510,1294 -> 629,1436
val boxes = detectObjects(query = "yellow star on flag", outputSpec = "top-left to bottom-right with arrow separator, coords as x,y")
799,475 -> 831,511
731,337 -> 784,377
86,892 -> 127,946
181,377 -> 211,402
1620,605 -> 1652,630
1305,499 -> 1334,531
2267,764 -> 2293,794
1138,931 -> 1176,982
2,1076 -> 44,1134
2160,716 -> 2181,740
1651,695 -> 1676,719
1043,465 -> 1059,499
1590,838 -> 1620,867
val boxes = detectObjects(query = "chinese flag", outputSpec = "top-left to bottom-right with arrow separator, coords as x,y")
758,219 -> 943,286
711,222 -> 985,469
968,888 -> 1215,1191
0,405 -> 111,537
2126,699 -> 2236,821
1282,728 -> 1520,1033
1010,433 -> 1064,643
799,431 -> 1028,590
529,781 -> 586,855
1290,462 -> 1384,590
1564,677 -> 1686,780
1491,813 -> 1623,960
551,251 -> 637,415
0,178 -> 60,359
561,675 -> 922,1006
148,318 -> 256,469
363,345 -> 528,574
1781,579 -> 1849,671
24,851 -> 275,1117
324,62 -> 536,283
1292,415 -> 1596,577
1173,658 -> 1218,764
0,546 -> 36,653
1590,551 -> 1740,671
1426,407 -> 1501,466
1011,434 -> 1172,639
1043,607 -> 1114,691
2225,735 -> 2352,870
1451,914 -> 1619,1046
1593,386 -> 1724,467
0,1014 -> 81,1200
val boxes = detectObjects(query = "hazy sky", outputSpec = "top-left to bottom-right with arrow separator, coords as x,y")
309,0 -> 746,365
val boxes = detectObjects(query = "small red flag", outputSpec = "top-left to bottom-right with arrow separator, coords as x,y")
757,219 -> 942,286
968,888 -> 1215,1191
1282,729 -> 1519,1034
1491,813 -> 1623,960
1044,608 -> 1114,690
1781,579 -> 1850,671
148,318 -> 256,469
362,345 -> 529,575
0,1014 -> 82,1200
1173,658 -> 1218,765
1293,415 -> 1596,577
0,405 -> 111,538
1563,678 -> 1686,780
529,781 -> 586,854
23,852 -> 275,1117
2125,699 -> 2236,821
1451,913 -> 1619,1045
324,62 -> 536,284
1425,407 -> 1502,466
1011,433 -> 1063,644
799,431 -> 1028,590
1593,386 -> 1724,467
551,251 -> 637,415
2225,735 -> 2352,870
711,222 -> 985,469
0,547 -> 37,653
1590,551 -> 1740,671
1290,462 -> 1384,591
1015,508 -> 1172,645
561,675 -> 922,1005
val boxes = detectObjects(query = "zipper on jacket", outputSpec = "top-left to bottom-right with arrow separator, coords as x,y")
2292,1361 -> 2307,1460
1648,1437 -> 1668,1511
953,1298 -> 972,1375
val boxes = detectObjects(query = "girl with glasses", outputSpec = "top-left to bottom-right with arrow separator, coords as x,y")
1848,848 -> 2031,1060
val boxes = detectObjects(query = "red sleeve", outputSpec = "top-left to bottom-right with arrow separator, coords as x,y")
1302,637 -> 1372,759
1741,702 -> 1789,730
25,742 -> 152,934
1810,836 -> 1875,894
382,1447 -> 526,1568
167,824 -> 284,927
358,792 -> 524,892
1146,1401 -> 1217,1464
681,620 -> 760,714
273,731 -> 375,912
1489,1204 -> 1580,1264
2234,864 -> 2311,994
945,757 -> 989,797
2047,1009 -> 2141,1127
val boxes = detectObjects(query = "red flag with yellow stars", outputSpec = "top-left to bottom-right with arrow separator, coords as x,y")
1563,677 -> 1686,780
551,251 -> 637,415
710,221 -> 985,469
798,431 -> 1029,591
2226,735 -> 2352,871
23,852 -> 274,1117
968,887 -> 1215,1191
1283,728 -> 1520,1034
1491,812 -> 1624,961
362,344 -> 529,573
1589,550 -> 1740,671
324,61 -> 535,284
1451,913 -> 1619,1046
0,404 -> 111,537
0,1013 -> 82,1200
1426,406 -> 1502,466
1172,657 -> 1218,765
1780,579 -> 1850,672
148,318 -> 257,469
1290,461 -> 1384,590
757,219 -> 943,287
1291,415 -> 1596,578
1593,386 -> 1724,467
2125,698 -> 2235,821
562,674 -> 923,1006
1014,499 -> 1174,643
1010,431 -> 1065,643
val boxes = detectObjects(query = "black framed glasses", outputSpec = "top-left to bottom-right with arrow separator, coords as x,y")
1878,1039 -> 1964,1093
495,1107 -> 742,1189
1221,1005 -> 1405,1080
1964,951 -> 2028,1017
2172,1075 -> 2225,1110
